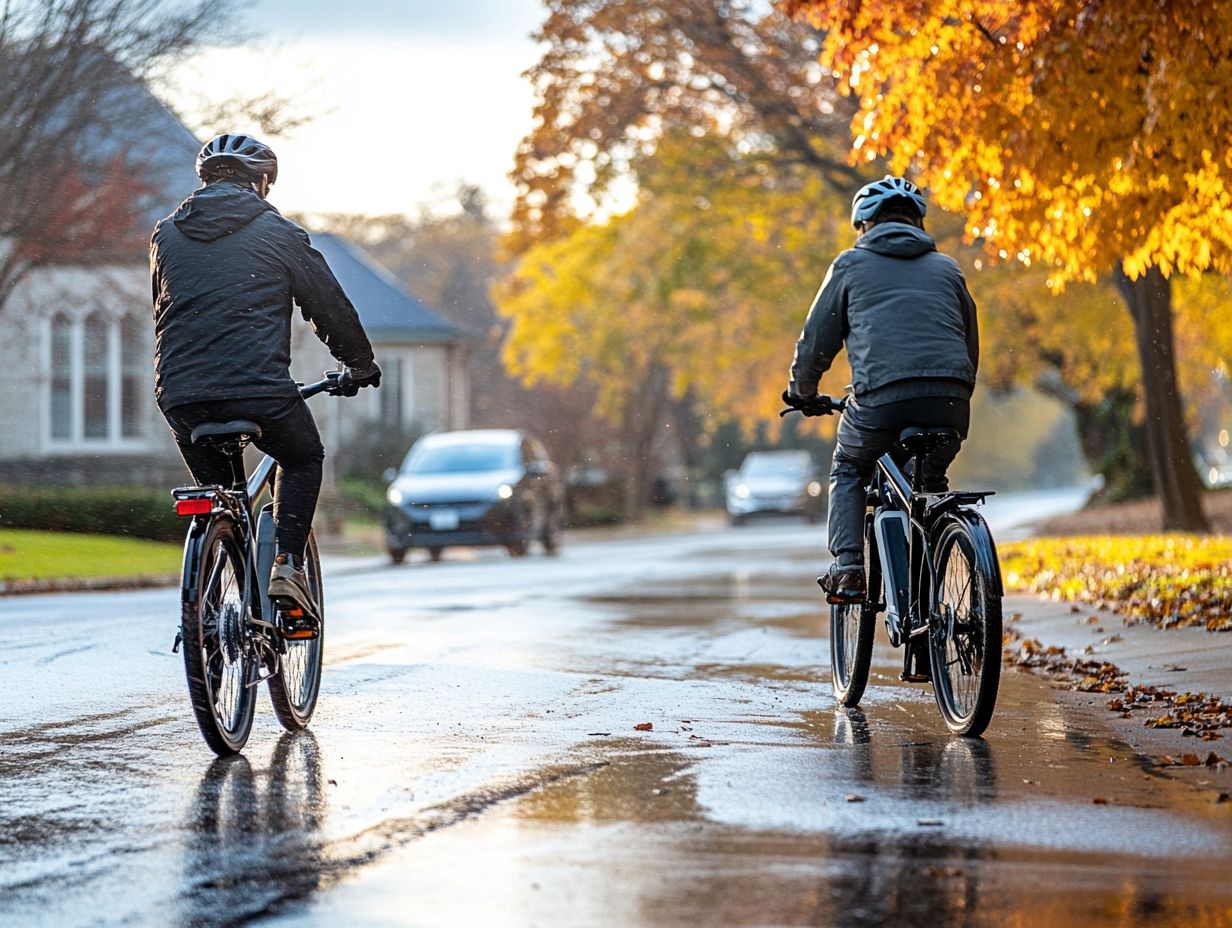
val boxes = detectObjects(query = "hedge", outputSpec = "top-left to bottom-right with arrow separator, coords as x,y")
0,486 -> 184,543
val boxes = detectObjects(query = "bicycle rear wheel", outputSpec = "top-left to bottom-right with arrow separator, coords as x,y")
268,532 -> 324,731
182,518 -> 258,755
928,515 -> 1002,737
829,514 -> 877,707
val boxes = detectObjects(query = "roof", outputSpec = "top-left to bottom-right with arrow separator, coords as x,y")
309,233 -> 462,345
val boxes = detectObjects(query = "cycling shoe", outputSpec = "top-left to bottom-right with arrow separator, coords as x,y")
268,554 -> 320,640
818,562 -> 866,605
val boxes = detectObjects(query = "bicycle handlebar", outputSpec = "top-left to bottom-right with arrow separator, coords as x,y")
299,371 -> 347,399
779,390 -> 848,418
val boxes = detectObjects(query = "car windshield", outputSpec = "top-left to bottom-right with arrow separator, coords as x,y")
742,455 -> 806,477
406,442 -> 519,475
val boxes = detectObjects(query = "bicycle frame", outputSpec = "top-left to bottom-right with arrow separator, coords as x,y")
867,451 -> 995,682
174,374 -> 340,652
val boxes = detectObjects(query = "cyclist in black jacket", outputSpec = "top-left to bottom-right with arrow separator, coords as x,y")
787,176 -> 979,603
151,134 -> 380,621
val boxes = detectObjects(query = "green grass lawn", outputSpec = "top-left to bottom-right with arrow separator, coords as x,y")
0,529 -> 182,583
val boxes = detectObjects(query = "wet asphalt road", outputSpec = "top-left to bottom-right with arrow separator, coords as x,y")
2,495 -> 1231,928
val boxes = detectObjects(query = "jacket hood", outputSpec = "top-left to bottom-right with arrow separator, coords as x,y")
855,221 -> 937,259
171,181 -> 274,242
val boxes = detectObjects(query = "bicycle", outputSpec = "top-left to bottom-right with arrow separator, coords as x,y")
782,393 -> 1003,737
171,373 -> 346,755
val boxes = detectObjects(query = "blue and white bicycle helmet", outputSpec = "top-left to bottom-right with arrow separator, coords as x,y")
850,175 -> 926,227
196,133 -> 278,185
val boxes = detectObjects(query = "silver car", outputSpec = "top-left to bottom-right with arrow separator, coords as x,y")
725,450 -> 824,525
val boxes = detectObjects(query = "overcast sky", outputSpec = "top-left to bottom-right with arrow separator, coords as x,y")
169,0 -> 546,217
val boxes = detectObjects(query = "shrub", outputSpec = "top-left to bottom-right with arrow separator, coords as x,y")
0,485 -> 183,542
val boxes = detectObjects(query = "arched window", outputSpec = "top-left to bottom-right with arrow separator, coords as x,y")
82,313 -> 110,439
49,314 -> 73,440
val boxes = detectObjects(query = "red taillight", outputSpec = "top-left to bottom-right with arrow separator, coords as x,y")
175,498 -> 213,516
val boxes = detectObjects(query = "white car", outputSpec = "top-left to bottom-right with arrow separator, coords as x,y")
725,450 -> 824,525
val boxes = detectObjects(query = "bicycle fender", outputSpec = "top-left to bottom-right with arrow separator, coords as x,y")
179,517 -> 211,605
933,509 -> 1004,598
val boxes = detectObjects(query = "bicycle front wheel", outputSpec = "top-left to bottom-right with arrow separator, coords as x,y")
268,532 -> 324,731
182,518 -> 258,755
829,514 -> 877,707
928,515 -> 1002,737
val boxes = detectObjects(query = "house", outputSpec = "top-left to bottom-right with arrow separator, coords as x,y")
0,83 -> 468,486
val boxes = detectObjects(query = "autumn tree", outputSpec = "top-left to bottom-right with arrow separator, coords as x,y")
510,0 -> 863,252
498,132 -> 851,516
783,0 -> 1228,530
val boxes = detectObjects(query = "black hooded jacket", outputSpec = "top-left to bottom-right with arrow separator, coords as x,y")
151,181 -> 375,412
789,222 -> 979,401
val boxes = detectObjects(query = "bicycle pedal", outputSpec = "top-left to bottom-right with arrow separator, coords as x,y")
900,673 -> 931,683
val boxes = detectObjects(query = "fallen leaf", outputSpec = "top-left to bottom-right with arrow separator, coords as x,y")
1182,753 -> 1202,766
844,794 -> 865,803
634,722 -> 653,732
1092,797 -> 1109,805
1205,752 -> 1230,768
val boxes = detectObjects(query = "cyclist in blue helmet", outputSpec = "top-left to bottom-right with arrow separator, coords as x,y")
786,175 -> 980,602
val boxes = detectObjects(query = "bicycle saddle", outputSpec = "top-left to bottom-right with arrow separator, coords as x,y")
190,420 -> 263,445
897,427 -> 959,457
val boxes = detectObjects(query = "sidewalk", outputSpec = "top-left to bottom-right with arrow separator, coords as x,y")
1006,592 -> 1232,775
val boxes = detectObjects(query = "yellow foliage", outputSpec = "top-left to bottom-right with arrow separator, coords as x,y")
785,0 -> 1232,284
1002,534 -> 1232,630
495,134 -> 853,432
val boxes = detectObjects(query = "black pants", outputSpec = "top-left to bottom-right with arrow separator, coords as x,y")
163,395 -> 325,560
828,395 -> 970,559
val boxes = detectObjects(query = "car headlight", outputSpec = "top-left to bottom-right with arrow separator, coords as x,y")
496,484 -> 514,500
387,487 -> 403,505
807,481 -> 823,497
734,484 -> 750,499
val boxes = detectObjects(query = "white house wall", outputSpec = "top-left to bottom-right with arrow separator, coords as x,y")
0,262 -> 175,464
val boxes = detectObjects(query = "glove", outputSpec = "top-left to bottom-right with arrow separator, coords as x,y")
782,388 -> 813,407
337,360 -> 382,397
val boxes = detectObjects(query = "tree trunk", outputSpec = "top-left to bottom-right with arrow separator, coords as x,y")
1113,266 -> 1209,532
1072,389 -> 1154,503
618,366 -> 671,522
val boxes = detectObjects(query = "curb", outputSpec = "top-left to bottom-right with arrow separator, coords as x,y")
0,574 -> 180,597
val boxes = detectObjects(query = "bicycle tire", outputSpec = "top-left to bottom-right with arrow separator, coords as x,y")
268,531 -> 324,732
928,514 -> 1002,737
829,513 -> 877,707
182,517 -> 258,755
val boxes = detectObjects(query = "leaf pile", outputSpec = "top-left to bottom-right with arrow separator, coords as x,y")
1004,630 -> 1232,739
1002,632 -> 1127,693
1110,686 -> 1232,741
1001,535 -> 1232,631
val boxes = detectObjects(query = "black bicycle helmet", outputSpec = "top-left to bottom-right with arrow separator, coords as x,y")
196,133 -> 278,185
850,175 -> 926,227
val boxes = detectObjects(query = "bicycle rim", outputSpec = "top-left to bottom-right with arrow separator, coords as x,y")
829,600 -> 874,706
829,516 -> 877,707
182,519 -> 257,755
929,519 -> 1002,736
268,533 -> 324,731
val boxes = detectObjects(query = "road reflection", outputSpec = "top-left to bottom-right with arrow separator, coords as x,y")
179,732 -> 327,927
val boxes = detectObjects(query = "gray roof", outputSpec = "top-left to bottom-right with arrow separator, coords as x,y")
309,233 -> 462,344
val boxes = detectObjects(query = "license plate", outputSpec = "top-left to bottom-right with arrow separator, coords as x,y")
429,509 -> 459,531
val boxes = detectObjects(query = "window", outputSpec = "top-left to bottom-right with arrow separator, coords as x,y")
46,313 -> 146,447
379,356 -> 405,426
50,315 -> 73,440
83,313 -> 109,439
120,316 -> 143,439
